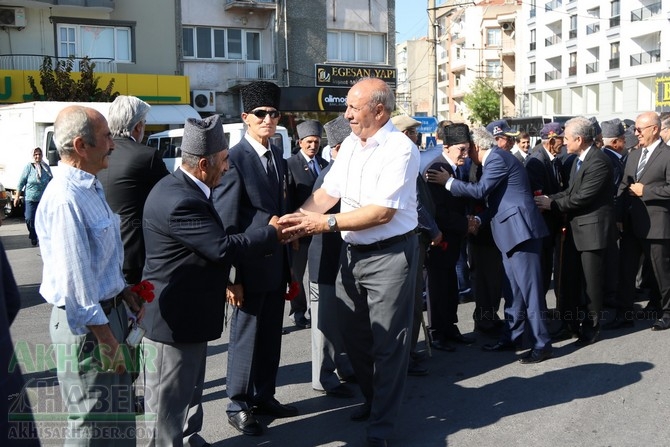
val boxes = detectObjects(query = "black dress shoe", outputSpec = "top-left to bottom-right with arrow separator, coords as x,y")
325,384 -> 355,398
350,402 -> 371,421
445,325 -> 476,344
550,325 -> 580,341
339,374 -> 358,384
482,340 -> 516,352
575,325 -> 600,347
228,410 -> 262,436
367,437 -> 388,447
651,315 -> 670,331
407,360 -> 428,376
474,320 -> 502,336
518,348 -> 552,364
602,317 -> 634,330
294,316 -> 311,329
253,398 -> 298,418
430,340 -> 455,352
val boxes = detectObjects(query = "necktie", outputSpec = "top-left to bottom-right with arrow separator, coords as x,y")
575,159 -> 582,173
309,159 -> 319,177
453,166 -> 460,180
264,150 -> 278,189
636,148 -> 648,181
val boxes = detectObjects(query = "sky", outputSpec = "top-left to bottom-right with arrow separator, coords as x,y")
395,1 -> 429,44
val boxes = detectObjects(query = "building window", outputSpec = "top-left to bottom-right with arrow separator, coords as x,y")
57,23 -> 132,63
486,60 -> 501,78
609,41 -> 620,69
529,61 -> 536,84
569,15 -> 577,39
486,28 -> 501,47
610,0 -> 620,27
182,27 -> 260,60
530,29 -> 536,51
327,31 -> 386,63
530,0 -> 536,18
569,52 -> 577,76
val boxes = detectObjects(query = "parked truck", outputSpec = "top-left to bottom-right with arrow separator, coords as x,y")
0,101 -> 201,215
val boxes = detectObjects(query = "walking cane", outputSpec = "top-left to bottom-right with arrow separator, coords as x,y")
554,222 -> 567,319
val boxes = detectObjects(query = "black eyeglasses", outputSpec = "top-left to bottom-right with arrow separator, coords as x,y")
633,124 -> 654,133
250,109 -> 280,119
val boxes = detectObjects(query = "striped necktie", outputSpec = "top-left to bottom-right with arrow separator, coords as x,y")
635,148 -> 648,182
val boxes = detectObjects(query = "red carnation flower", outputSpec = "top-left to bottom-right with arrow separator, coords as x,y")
131,280 -> 155,304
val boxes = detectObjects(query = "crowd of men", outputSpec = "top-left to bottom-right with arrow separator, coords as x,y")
4,75 -> 670,447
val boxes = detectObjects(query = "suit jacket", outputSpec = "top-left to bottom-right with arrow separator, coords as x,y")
307,162 -> 342,285
449,147 -> 548,255
602,147 -> 625,193
98,137 -> 169,283
551,145 -> 615,251
213,137 -> 290,294
141,169 -> 277,343
617,141 -> 670,239
425,157 -> 468,246
287,151 -> 327,210
525,146 -> 564,235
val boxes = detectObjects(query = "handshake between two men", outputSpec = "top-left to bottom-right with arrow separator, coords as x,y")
267,210 -> 334,243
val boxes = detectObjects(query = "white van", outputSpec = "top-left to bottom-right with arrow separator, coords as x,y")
146,122 -> 292,171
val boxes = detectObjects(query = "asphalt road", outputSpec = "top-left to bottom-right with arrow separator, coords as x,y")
2,216 -> 669,447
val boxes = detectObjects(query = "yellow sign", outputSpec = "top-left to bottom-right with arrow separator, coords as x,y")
0,70 -> 191,104
656,74 -> 670,107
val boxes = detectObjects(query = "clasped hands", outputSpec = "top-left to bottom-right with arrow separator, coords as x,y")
275,209 -> 326,243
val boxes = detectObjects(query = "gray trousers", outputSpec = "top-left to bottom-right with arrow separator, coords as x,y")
289,240 -> 311,320
310,282 -> 353,391
50,305 -> 135,447
336,235 -> 418,439
143,339 -> 208,447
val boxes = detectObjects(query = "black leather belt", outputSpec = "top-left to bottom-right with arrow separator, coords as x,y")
57,293 -> 123,315
349,230 -> 414,253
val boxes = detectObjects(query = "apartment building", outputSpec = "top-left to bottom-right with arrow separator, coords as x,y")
396,39 -> 432,115
521,0 -> 669,120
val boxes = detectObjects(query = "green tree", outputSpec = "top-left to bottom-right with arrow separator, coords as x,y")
462,79 -> 500,125
27,56 -> 118,102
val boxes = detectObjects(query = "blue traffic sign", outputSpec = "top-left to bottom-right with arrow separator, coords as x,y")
412,116 -> 439,134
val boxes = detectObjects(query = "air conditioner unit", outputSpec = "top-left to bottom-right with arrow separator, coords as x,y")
191,90 -> 216,112
501,22 -> 515,31
0,7 -> 26,28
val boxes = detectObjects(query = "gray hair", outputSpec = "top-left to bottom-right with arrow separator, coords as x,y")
53,106 -> 96,158
356,77 -> 395,113
181,152 -> 217,169
471,127 -> 495,149
565,116 -> 595,143
108,95 -> 150,138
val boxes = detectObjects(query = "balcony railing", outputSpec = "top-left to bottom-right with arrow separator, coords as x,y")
569,29 -> 577,39
545,34 -> 562,47
568,65 -> 577,76
631,2 -> 662,22
630,49 -> 661,66
609,57 -> 620,69
586,23 -> 600,34
230,61 -> 277,80
610,16 -> 620,27
545,70 -> 561,81
0,54 -> 117,73
224,0 -> 276,11
545,0 -> 562,12
585,62 -> 599,73
529,74 -> 536,84
530,42 -> 536,51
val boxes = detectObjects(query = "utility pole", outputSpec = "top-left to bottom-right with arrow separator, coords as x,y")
428,0 -> 437,118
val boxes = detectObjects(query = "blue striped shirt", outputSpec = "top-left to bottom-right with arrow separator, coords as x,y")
36,164 -> 125,335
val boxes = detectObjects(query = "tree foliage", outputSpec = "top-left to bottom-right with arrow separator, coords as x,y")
27,56 -> 118,102
462,79 -> 500,125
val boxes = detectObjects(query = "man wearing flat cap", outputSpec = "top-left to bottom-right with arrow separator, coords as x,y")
287,119 -> 328,329
486,119 -> 519,152
213,80 -> 298,436
424,123 -> 475,353
142,114 -> 282,445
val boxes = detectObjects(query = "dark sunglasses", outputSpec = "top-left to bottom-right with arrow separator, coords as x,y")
250,109 -> 280,119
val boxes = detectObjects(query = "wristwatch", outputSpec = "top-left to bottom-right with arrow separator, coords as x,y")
327,214 -> 338,232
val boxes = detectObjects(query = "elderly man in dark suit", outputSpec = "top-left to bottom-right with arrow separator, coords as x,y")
213,81 -> 297,436
98,95 -> 169,284
609,111 -> 670,331
424,123 -> 473,352
525,123 -> 565,297
427,126 -> 552,364
287,120 -> 328,329
141,114 -> 281,446
536,116 -> 615,346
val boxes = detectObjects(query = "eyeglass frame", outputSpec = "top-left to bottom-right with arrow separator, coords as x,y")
249,109 -> 280,119
633,124 -> 655,134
